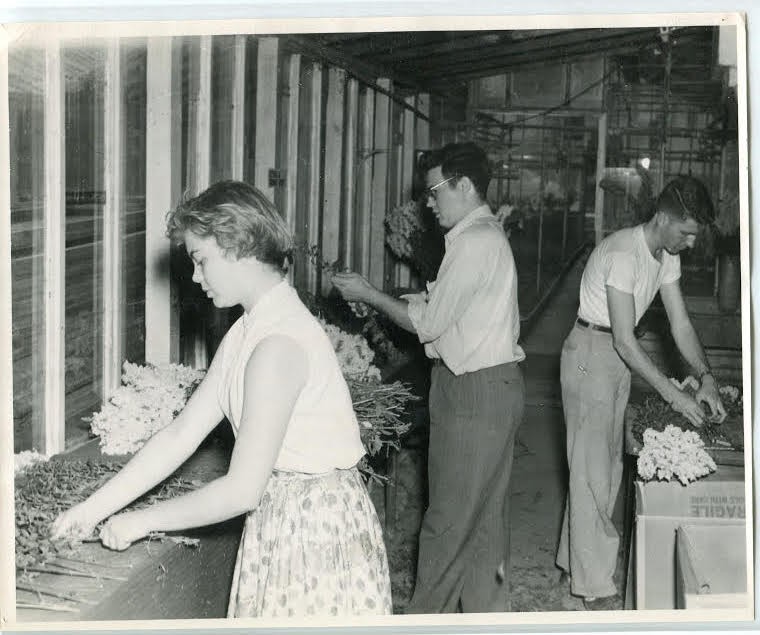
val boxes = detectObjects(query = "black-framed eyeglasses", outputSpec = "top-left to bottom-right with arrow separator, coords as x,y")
424,175 -> 456,199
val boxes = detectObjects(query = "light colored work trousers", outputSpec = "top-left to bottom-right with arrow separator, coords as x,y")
406,361 -> 525,614
556,324 -> 631,599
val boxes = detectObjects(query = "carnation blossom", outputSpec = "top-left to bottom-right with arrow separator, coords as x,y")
637,424 -> 716,485
318,318 -> 381,381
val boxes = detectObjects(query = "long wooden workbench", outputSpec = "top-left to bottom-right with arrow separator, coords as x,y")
15,436 -> 243,623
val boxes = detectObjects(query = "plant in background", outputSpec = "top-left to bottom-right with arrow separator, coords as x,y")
712,188 -> 740,257
385,200 -> 425,261
317,317 -> 381,382
385,199 -> 444,284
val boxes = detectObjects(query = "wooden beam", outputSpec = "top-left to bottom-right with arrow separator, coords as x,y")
145,37 -> 181,367
370,30 -> 520,62
370,78 -> 391,290
341,78 -> 359,271
403,28 -> 655,77
255,37 -> 279,202
284,35 -> 430,119
103,39 -> 124,399
594,112 -> 607,245
321,67 -> 345,295
355,87 -> 375,277
41,39 -> 65,455
230,35 -> 247,181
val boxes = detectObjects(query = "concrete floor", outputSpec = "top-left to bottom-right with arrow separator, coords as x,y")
510,255 -> 586,611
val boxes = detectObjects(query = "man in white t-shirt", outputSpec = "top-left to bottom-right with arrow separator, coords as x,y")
556,175 -> 727,610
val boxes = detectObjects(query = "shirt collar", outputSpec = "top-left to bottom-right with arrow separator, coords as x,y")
444,204 -> 494,247
241,278 -> 290,330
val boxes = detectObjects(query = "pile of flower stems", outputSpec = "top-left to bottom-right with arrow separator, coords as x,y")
15,458 -> 199,572
629,393 -> 736,450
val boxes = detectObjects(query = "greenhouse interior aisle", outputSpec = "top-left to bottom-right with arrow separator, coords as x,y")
509,253 -> 589,612
383,251 -> 631,613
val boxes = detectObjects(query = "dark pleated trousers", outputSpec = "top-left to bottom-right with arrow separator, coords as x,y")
405,360 -> 525,614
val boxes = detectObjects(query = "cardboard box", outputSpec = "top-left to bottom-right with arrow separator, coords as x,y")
675,523 -> 749,610
633,465 -> 746,609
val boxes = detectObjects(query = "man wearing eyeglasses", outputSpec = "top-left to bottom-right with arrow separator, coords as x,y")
332,142 -> 525,613
555,175 -> 727,610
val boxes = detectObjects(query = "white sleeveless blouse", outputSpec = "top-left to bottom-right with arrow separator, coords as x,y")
214,280 -> 366,473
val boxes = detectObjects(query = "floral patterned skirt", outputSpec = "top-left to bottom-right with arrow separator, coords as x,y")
227,467 -> 393,618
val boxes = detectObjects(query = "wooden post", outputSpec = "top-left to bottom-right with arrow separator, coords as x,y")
416,93 -> 430,150
412,93 -> 430,288
396,95 -> 416,289
145,37 -> 181,367
103,39 -> 124,399
355,87 -> 375,277
254,37 -> 279,202
370,78 -> 391,290
594,112 -> 607,245
536,125 -> 546,297
306,62 -> 323,295
188,36 -> 212,194
230,35 -> 246,181
42,39 -> 66,455
341,78 -> 359,271
0,35 -> 14,623
282,53 -> 301,251
321,68 -> 345,295
185,35 -> 212,369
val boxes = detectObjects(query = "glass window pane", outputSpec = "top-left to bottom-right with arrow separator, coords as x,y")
64,45 -> 105,447
10,47 -> 46,453
123,41 -> 147,366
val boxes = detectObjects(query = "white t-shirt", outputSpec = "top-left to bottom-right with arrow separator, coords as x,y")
213,280 -> 366,473
578,224 -> 681,328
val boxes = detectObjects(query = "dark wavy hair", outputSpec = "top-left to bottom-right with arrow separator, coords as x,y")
657,175 -> 715,225
166,180 -> 293,273
418,141 -> 491,200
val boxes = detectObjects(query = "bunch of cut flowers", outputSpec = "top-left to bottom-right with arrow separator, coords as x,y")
88,361 -> 205,455
636,425 -> 716,485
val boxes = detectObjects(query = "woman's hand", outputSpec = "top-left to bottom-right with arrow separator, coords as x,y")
331,271 -> 377,304
99,511 -> 149,551
50,503 -> 98,543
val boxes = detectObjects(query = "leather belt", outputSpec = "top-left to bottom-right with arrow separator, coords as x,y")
576,317 -> 613,334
